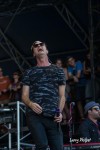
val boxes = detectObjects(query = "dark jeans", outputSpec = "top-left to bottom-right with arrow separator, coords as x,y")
26,111 -> 63,150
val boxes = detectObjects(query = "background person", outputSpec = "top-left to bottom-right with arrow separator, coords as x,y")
10,72 -> 22,102
67,56 -> 86,120
55,58 -> 70,124
78,101 -> 100,142
0,67 -> 11,105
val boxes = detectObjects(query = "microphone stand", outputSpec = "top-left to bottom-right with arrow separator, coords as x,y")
68,102 -> 75,150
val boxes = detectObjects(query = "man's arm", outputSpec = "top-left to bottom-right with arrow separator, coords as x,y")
54,84 -> 66,123
68,72 -> 79,82
58,84 -> 66,112
22,85 -> 42,114
76,70 -> 81,79
22,85 -> 31,107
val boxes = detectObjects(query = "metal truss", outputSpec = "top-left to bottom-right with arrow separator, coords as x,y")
0,28 -> 31,73
0,0 -> 58,17
92,0 -> 100,45
54,3 -> 89,49
0,0 -> 99,67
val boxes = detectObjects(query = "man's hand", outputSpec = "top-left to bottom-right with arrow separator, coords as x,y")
2,89 -> 7,93
73,76 -> 79,82
29,102 -> 43,114
54,113 -> 63,123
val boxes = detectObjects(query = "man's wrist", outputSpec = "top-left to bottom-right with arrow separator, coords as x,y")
29,101 -> 33,108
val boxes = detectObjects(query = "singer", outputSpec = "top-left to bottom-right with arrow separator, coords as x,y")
22,41 -> 66,150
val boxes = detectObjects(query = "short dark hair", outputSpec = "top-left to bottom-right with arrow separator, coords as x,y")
66,56 -> 73,62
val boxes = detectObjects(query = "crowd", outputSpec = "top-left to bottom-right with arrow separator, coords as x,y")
54,53 -> 100,144
0,42 -> 100,148
55,52 -> 100,122
0,68 -> 22,104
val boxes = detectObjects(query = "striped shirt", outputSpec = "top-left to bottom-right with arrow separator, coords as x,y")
22,64 -> 66,117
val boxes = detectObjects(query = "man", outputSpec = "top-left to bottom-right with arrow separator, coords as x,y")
10,72 -> 22,101
67,56 -> 86,120
0,67 -> 11,135
0,67 -> 11,104
55,58 -> 70,125
22,41 -> 66,150
78,101 -> 100,142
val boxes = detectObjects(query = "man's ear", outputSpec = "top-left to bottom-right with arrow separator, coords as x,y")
33,53 -> 35,57
88,110 -> 91,114
46,49 -> 49,54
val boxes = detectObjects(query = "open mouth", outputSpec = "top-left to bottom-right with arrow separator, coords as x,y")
38,49 -> 43,52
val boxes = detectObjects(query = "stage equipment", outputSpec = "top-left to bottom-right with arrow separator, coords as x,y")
0,101 -> 29,150
68,102 -> 75,150
20,142 -> 100,150
0,106 -> 15,125
64,142 -> 100,150
8,101 -> 28,150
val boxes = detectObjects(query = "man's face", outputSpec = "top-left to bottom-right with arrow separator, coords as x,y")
13,74 -> 19,79
89,106 -> 100,120
32,41 -> 48,57
87,53 -> 90,59
56,60 -> 62,68
67,57 -> 75,67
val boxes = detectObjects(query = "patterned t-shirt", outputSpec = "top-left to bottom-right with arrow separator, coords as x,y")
22,64 -> 66,117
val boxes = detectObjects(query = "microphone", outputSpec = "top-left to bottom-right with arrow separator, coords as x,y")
70,102 -> 75,111
56,108 -> 60,117
55,108 -> 61,131
69,102 -> 75,120
70,102 -> 75,107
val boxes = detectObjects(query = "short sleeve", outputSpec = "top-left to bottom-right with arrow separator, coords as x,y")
76,61 -> 83,71
22,70 -> 30,86
57,68 -> 66,85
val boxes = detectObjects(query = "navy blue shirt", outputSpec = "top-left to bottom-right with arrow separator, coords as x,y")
78,118 -> 100,142
22,64 -> 66,117
67,61 -> 86,86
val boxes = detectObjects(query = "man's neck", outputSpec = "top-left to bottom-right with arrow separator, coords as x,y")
14,78 -> 19,83
36,57 -> 51,67
89,117 -> 97,124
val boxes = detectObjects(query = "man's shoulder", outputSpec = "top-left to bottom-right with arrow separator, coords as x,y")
76,60 -> 82,64
50,64 -> 58,69
50,64 -> 63,71
80,118 -> 94,126
76,60 -> 82,66
24,66 -> 36,74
